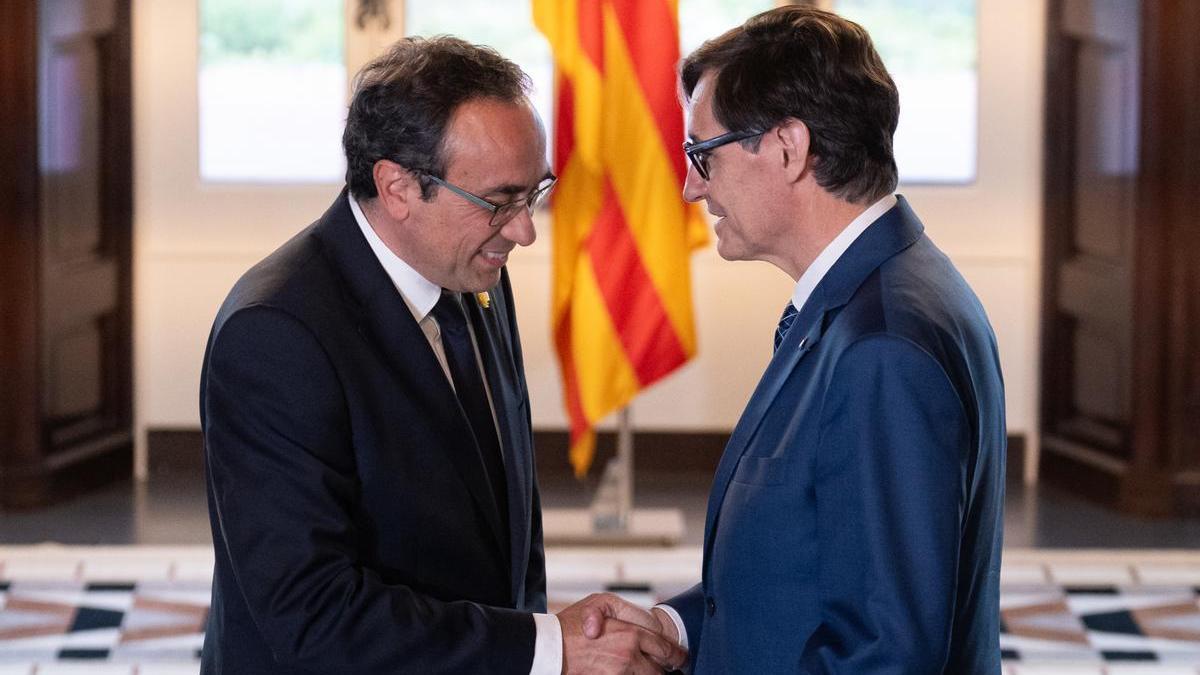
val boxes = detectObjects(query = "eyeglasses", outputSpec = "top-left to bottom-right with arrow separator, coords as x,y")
682,129 -> 765,181
423,173 -> 557,228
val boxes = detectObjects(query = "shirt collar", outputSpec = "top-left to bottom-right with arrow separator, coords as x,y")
790,193 -> 898,312
348,192 -> 441,321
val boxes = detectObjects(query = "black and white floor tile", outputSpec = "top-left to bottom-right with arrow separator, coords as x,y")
3,547 -> 1200,674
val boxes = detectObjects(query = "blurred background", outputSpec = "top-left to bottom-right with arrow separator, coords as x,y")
1,0 -> 1198,669
4,0 -> 1197,529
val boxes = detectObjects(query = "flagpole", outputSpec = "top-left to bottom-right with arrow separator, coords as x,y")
615,406 -> 633,530
540,406 -> 683,546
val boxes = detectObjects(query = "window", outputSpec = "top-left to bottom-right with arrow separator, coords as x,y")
197,1 -> 974,185
679,0 -> 774,57
199,0 -> 346,182
834,0 -> 978,183
404,0 -> 772,163
404,1 -> 554,150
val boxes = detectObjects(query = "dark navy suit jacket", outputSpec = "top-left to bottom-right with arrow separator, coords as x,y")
199,191 -> 545,673
666,197 -> 1005,673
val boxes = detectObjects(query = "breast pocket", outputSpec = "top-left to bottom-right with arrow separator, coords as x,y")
731,455 -> 785,486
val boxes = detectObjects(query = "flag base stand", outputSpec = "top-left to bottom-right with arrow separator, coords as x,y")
542,507 -> 684,546
542,408 -> 685,546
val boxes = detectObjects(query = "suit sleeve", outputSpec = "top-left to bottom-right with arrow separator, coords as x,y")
800,334 -> 969,673
664,583 -> 706,655
203,305 -> 534,674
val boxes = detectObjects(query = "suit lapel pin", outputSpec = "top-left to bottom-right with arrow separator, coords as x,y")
476,291 -> 491,309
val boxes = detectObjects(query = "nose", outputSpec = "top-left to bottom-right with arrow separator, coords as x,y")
682,164 -> 707,203
499,207 -> 537,247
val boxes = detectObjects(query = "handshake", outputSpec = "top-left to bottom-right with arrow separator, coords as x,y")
558,593 -> 688,674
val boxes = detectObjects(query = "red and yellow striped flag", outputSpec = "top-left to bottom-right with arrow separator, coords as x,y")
533,0 -> 709,477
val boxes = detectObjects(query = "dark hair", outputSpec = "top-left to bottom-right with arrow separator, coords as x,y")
343,35 -> 531,200
680,6 -> 899,204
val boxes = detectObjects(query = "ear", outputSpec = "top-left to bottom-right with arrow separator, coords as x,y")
372,159 -> 419,221
774,119 -> 811,183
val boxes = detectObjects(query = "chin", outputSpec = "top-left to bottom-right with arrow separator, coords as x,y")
715,240 -> 743,263
465,272 -> 501,293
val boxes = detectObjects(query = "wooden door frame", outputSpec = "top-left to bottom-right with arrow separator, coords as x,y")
1039,0 -> 1076,458
0,0 -> 135,508
1040,0 -> 1200,515
1132,0 -> 1200,508
98,0 -> 136,444
0,1 -> 43,505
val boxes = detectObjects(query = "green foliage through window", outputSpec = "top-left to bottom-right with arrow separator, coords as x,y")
201,0 -> 343,65
835,0 -> 975,72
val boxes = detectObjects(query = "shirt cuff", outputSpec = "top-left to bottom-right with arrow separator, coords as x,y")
530,612 -> 563,675
653,603 -> 689,652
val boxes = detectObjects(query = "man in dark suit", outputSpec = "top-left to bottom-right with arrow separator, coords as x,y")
199,36 -> 684,674
586,6 -> 1005,672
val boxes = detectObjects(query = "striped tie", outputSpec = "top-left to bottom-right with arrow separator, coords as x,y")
774,301 -> 799,353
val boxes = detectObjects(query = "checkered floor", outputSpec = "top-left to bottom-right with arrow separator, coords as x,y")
3,546 -> 1200,674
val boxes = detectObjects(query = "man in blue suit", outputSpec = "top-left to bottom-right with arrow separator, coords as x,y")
587,6 -> 1005,672
200,36 -> 684,674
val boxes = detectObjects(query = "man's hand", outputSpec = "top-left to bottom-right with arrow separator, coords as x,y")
579,599 -> 680,645
558,593 -> 686,674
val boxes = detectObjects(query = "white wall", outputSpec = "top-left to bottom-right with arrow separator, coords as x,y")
132,0 -> 1045,479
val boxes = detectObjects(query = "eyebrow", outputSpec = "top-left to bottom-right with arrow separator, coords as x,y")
482,171 -> 555,199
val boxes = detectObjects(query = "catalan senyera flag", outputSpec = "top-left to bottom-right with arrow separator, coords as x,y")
533,0 -> 709,477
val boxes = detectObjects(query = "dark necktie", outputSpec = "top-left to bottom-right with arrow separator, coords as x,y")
774,301 -> 799,353
430,291 -> 509,538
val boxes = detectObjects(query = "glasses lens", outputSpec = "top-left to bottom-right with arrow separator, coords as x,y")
489,178 -> 557,227
490,202 -> 522,228
687,152 -> 710,181
531,179 -> 555,207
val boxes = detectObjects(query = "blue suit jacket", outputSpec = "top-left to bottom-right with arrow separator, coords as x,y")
199,191 -> 545,673
666,197 -> 1005,673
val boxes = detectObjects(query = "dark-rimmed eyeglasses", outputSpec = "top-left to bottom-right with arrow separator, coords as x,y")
423,173 -> 557,228
683,129 -> 765,181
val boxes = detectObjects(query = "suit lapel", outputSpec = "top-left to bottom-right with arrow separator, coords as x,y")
312,190 -> 508,559
701,301 -> 824,575
700,196 -> 927,582
464,277 -> 532,605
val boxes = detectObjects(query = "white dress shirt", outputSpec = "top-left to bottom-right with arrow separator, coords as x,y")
349,194 -> 563,674
654,193 -> 899,652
